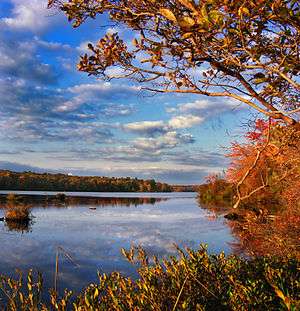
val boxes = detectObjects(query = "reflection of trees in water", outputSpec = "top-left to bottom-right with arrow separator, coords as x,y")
199,193 -> 300,259
42,196 -> 168,208
226,210 -> 300,259
197,194 -> 231,216
1,196 -> 168,209
197,196 -> 259,257
4,218 -> 34,233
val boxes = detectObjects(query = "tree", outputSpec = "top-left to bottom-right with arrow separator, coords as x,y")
227,119 -> 300,209
49,0 -> 300,125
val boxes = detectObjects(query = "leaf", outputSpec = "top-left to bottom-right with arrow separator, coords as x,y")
178,16 -> 195,28
238,7 -> 250,16
132,38 -> 139,46
177,0 -> 196,12
209,10 -> 223,24
94,288 -> 99,299
200,5 -> 209,22
274,287 -> 285,301
159,8 -> 177,22
254,78 -> 268,84
84,295 -> 90,307
182,32 -> 193,39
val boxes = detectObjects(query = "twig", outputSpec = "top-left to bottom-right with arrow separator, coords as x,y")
172,274 -> 189,311
54,246 -> 79,293
54,249 -> 59,293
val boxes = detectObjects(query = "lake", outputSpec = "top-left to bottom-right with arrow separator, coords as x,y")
0,192 -> 236,294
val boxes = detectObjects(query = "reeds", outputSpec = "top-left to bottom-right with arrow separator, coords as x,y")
0,245 -> 299,310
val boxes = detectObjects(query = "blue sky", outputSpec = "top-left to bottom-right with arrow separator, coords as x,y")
0,0 -> 250,184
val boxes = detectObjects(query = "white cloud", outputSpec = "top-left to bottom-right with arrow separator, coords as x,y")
1,0 -> 59,33
168,99 -> 241,117
0,37 -> 58,84
54,82 -> 139,113
168,115 -> 204,129
132,131 -> 195,152
123,115 -> 203,136
34,36 -> 72,51
123,121 -> 166,134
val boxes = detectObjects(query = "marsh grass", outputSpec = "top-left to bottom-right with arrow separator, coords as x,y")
0,245 -> 299,310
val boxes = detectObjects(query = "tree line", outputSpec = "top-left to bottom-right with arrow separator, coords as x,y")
0,170 -> 174,192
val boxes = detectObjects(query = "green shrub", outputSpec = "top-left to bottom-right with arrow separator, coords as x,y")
0,246 -> 299,310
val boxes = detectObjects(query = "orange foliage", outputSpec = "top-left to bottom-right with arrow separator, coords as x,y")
226,119 -> 300,209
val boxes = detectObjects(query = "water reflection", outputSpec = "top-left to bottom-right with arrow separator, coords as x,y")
47,196 -> 167,208
0,196 -> 167,233
0,194 -> 236,294
4,218 -> 34,233
0,195 -> 167,209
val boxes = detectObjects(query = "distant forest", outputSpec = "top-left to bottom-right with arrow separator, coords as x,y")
0,170 -> 195,192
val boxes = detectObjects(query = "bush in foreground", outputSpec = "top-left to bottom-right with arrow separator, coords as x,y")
0,246 -> 299,310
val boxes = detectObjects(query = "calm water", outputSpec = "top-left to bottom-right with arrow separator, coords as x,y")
0,192 -> 236,293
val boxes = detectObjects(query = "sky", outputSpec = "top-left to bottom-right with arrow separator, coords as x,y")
0,0 -> 250,184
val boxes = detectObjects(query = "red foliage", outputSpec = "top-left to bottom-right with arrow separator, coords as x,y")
226,119 -> 300,209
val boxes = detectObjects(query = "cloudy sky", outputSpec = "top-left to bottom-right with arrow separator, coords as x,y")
0,0 -> 250,184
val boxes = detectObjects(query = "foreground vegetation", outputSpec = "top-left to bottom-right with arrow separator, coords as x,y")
0,246 -> 299,310
0,170 -> 173,192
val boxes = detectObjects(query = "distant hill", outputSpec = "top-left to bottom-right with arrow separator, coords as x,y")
0,170 -> 194,192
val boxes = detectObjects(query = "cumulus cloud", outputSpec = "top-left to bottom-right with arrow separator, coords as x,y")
0,79 -> 117,143
0,37 -> 58,85
102,104 -> 136,117
123,121 -> 166,135
123,115 -> 203,136
167,99 -> 242,118
120,111 -> 204,158
0,114 -> 113,143
132,132 -> 195,152
55,82 -> 139,113
168,115 -> 204,129
1,0 -> 60,33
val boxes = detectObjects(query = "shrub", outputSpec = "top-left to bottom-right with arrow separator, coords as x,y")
0,246 -> 299,310
4,193 -> 31,223
198,175 -> 234,211
5,205 -> 30,221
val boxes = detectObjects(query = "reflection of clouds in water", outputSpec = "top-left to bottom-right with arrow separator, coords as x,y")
0,197 -> 235,292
